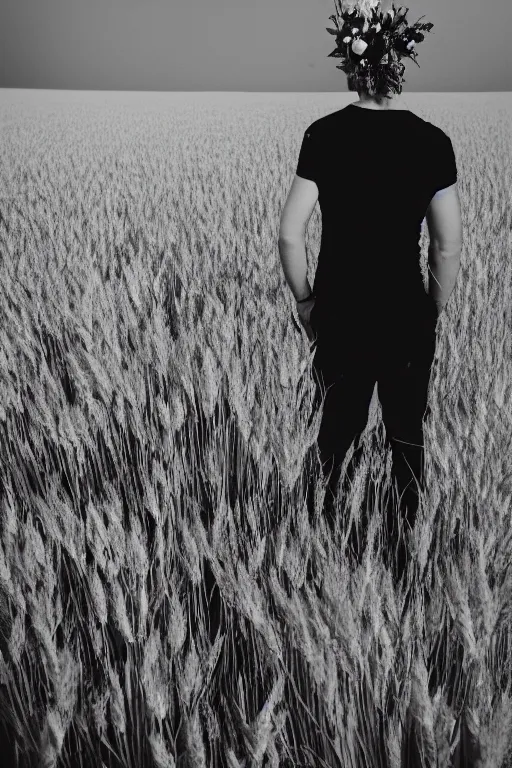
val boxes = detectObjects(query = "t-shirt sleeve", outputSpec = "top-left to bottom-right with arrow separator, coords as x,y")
296,127 -> 318,184
432,130 -> 458,194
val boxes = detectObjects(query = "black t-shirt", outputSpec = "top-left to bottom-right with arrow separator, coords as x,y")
296,103 -> 458,360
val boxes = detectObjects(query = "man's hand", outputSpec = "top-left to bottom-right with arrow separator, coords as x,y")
293,296 -> 316,343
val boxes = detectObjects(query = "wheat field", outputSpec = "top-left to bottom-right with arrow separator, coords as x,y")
0,89 -> 511,768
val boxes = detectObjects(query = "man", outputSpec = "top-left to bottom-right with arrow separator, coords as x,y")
279,88 -> 462,575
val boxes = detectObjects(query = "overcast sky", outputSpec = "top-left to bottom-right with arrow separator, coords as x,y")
1,0 -> 510,92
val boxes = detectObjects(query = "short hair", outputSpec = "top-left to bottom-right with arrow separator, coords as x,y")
346,58 -> 406,103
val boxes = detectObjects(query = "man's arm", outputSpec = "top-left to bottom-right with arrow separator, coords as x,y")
278,237 -> 313,303
279,175 -> 318,301
425,183 -> 463,315
428,248 -> 462,316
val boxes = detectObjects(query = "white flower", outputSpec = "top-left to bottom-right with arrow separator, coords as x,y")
349,0 -> 380,17
373,22 -> 381,33
406,40 -> 416,50
352,38 -> 368,55
343,36 -> 352,43
360,59 -> 367,66
351,27 -> 359,34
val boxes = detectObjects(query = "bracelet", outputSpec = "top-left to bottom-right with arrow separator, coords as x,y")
296,292 -> 315,304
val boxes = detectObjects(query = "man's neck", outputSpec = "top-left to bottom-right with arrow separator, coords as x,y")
355,95 -> 408,111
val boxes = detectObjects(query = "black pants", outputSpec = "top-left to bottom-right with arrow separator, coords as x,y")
309,312 -> 437,554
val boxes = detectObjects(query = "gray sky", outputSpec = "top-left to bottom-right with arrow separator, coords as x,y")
1,0 -> 511,92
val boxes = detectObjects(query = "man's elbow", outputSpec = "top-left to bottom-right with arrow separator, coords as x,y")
278,230 -> 304,244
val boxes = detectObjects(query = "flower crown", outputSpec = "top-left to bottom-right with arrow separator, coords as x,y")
327,1 -> 434,78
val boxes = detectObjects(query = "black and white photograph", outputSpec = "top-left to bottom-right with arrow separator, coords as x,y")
0,0 -> 511,766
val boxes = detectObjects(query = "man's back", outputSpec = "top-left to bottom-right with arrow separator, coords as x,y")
296,104 -> 459,357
